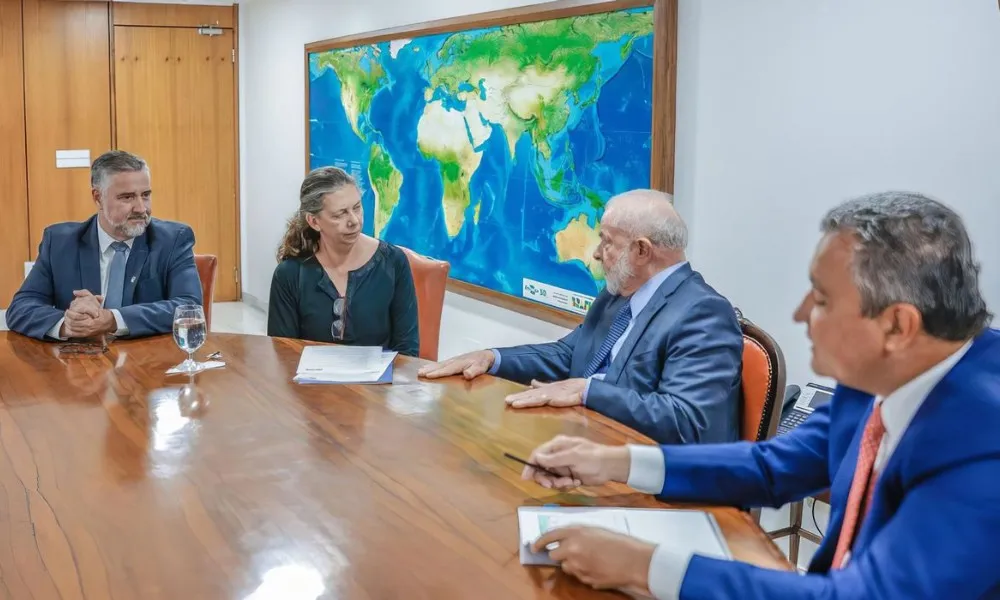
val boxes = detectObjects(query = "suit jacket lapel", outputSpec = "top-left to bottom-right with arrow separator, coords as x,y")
605,264 -> 695,384
79,217 -> 102,294
123,233 -> 149,306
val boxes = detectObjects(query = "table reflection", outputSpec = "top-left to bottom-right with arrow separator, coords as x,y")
244,565 -> 325,600
145,373 -> 208,479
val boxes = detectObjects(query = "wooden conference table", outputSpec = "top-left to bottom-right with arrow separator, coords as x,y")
0,332 -> 791,599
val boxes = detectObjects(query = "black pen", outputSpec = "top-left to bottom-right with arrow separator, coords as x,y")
503,452 -> 566,479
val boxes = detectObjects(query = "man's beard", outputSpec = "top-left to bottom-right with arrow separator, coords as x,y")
603,251 -> 634,296
113,213 -> 151,238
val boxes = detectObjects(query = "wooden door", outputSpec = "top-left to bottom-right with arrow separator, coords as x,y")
22,0 -> 112,259
0,0 -> 30,306
113,26 -> 239,301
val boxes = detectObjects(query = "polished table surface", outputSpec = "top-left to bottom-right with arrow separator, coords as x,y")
0,332 -> 791,599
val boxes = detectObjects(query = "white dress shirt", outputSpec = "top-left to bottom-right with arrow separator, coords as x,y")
626,340 -> 974,600
47,224 -> 132,340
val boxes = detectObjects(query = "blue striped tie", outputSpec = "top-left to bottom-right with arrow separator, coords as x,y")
582,302 -> 632,378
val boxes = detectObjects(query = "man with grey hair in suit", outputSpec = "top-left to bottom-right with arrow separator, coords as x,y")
7,150 -> 202,341
420,189 -> 743,445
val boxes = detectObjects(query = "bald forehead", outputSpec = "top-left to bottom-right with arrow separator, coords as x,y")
603,191 -> 676,222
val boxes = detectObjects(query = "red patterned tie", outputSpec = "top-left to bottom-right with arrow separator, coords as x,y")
832,404 -> 886,569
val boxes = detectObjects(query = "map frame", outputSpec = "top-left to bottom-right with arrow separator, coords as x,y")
304,0 -> 677,327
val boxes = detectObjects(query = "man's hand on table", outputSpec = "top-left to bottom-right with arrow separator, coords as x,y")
524,437 -> 657,594
61,290 -> 116,339
417,350 -> 495,380
504,378 -> 587,409
531,526 -> 655,593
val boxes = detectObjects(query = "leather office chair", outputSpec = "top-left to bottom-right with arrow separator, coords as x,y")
737,308 -> 787,444
194,254 -> 218,330
735,308 -> 787,523
737,310 -> 825,565
400,247 -> 450,361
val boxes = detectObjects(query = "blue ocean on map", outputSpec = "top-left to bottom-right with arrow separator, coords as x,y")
308,7 -> 654,311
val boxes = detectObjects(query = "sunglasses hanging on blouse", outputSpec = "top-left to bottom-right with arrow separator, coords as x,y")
331,296 -> 347,341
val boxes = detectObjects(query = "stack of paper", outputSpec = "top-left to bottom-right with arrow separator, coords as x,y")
517,506 -> 731,567
293,346 -> 396,384
537,510 -> 631,538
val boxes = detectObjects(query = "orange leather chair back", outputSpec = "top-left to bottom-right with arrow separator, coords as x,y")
737,309 -> 787,443
194,254 -> 219,330
400,247 -> 450,361
400,246 -> 451,361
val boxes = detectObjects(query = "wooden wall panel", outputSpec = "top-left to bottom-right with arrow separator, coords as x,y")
22,0 -> 112,257
0,0 -> 30,307
114,26 -> 239,300
112,3 -> 233,28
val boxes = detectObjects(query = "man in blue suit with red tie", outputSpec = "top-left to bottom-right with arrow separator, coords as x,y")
6,150 -> 202,341
521,191 -> 1000,599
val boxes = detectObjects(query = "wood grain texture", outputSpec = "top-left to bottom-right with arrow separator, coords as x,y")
114,25 -> 239,300
650,0 -> 677,193
22,0 -> 112,257
0,0 -> 30,307
0,332 -> 790,598
111,2 -> 234,28
304,0 -> 677,327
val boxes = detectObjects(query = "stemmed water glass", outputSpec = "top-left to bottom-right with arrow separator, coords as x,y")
173,304 -> 207,374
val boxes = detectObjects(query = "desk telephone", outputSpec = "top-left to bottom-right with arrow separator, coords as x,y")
777,382 -> 834,435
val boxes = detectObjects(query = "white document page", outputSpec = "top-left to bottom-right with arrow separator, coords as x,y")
521,509 -> 631,543
294,346 -> 395,383
296,346 -> 381,375
518,506 -> 731,567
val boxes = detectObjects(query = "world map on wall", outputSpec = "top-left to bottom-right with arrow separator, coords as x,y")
308,6 -> 655,314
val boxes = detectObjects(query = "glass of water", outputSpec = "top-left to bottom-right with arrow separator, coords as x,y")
173,304 -> 207,374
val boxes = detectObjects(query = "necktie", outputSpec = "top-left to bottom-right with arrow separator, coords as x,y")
103,242 -> 129,309
582,302 -> 632,378
832,404 -> 886,569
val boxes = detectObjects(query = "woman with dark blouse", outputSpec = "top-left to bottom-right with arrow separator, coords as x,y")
267,166 -> 419,357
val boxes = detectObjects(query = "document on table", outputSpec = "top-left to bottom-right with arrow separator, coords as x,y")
293,346 -> 396,384
517,506 -> 731,567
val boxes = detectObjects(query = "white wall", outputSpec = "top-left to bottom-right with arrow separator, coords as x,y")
241,0 -> 1000,385
675,0 -> 1000,387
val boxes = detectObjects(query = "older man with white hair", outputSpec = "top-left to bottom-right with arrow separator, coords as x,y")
420,189 -> 743,445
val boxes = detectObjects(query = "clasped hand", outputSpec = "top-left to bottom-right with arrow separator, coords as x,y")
61,290 -> 115,339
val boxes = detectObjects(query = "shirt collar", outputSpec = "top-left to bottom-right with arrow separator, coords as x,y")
627,261 -> 688,318
96,221 -> 135,254
875,339 -> 973,454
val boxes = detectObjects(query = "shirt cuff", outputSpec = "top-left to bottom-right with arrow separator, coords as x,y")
47,318 -> 67,341
626,444 -> 666,494
111,309 -> 129,337
582,374 -> 604,406
647,542 -> 693,600
487,349 -> 501,375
